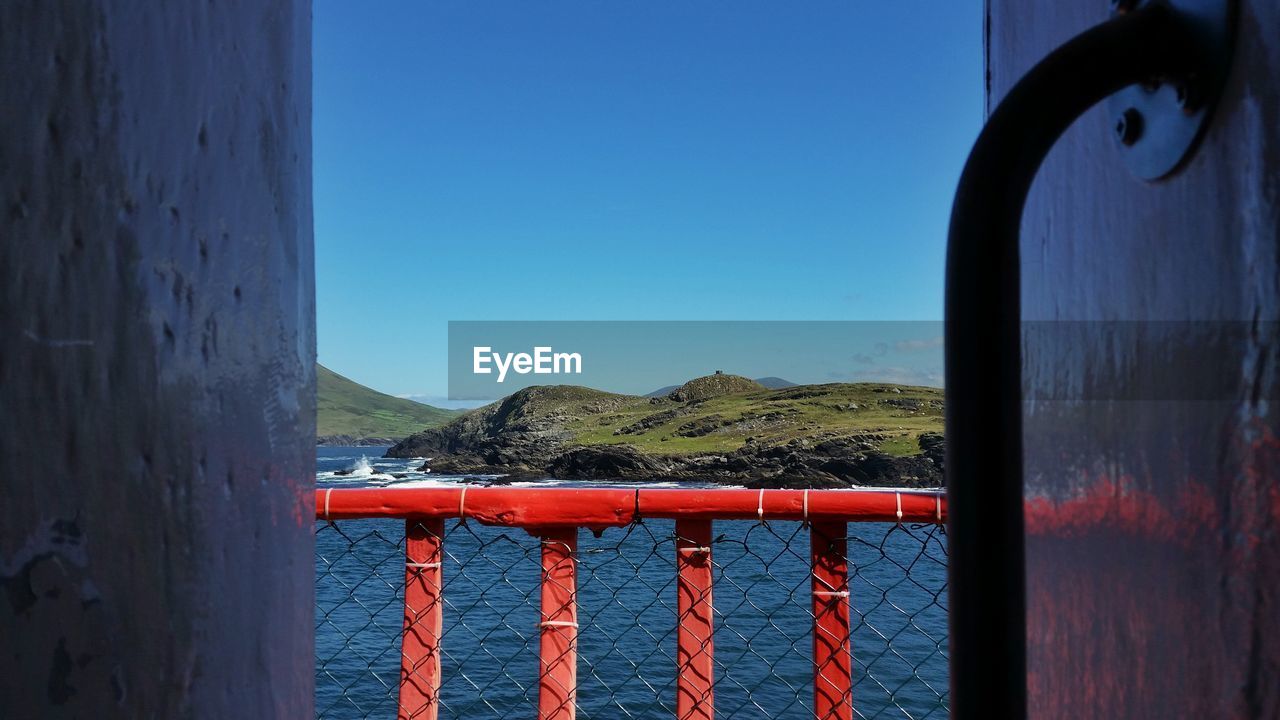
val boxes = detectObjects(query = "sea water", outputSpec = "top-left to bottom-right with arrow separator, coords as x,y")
315,447 -> 948,719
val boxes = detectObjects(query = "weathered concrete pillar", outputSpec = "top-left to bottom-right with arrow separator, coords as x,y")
986,1 -> 1280,717
0,2 -> 314,717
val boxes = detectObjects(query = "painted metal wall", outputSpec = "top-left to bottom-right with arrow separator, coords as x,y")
986,1 -> 1279,716
0,2 -> 314,716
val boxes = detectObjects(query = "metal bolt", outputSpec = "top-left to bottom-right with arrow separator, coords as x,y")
1174,79 -> 1202,112
1115,108 -> 1143,146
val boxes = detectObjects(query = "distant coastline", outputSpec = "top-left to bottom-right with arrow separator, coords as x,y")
316,434 -> 399,447
317,364 -> 459,443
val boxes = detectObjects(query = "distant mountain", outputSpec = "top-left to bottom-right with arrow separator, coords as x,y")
317,364 -> 461,444
644,385 -> 681,398
645,376 -> 797,397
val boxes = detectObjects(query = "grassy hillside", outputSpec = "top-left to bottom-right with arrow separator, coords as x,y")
388,375 -> 944,485
570,381 -> 942,457
317,364 -> 459,440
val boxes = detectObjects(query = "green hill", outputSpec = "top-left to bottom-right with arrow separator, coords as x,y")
387,375 -> 945,487
317,364 -> 459,442
571,378 -> 943,457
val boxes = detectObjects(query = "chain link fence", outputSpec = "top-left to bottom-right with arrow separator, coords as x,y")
316,511 -> 947,719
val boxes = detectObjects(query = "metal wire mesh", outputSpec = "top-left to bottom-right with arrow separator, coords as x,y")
316,516 -> 948,719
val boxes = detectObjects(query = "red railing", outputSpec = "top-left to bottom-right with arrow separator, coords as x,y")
316,486 -> 948,720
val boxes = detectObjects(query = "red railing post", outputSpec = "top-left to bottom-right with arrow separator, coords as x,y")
676,519 -> 715,720
538,528 -> 578,720
811,520 -> 853,720
399,518 -> 445,720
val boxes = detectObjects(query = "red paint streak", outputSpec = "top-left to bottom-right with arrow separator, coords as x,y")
399,519 -> 444,720
811,521 -> 852,720
1023,438 -> 1280,717
1024,476 -> 1182,538
538,528 -> 578,720
1028,421 -> 1280,541
675,519 -> 715,720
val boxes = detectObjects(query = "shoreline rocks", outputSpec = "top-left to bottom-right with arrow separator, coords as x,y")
395,433 -> 943,489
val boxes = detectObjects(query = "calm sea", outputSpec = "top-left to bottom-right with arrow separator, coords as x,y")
315,447 -> 948,719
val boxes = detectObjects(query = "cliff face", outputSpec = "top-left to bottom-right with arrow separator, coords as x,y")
387,377 -> 944,488
386,385 -> 633,471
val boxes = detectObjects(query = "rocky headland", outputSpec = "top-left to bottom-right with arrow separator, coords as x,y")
385,374 -> 944,489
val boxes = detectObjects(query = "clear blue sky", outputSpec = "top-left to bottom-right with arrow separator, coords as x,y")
314,2 -> 984,404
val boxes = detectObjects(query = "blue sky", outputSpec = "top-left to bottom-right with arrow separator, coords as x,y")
314,2 -> 983,403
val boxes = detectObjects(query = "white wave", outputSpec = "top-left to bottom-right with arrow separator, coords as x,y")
328,456 -> 376,477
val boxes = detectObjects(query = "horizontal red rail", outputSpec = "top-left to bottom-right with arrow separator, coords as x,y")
316,486 -> 946,526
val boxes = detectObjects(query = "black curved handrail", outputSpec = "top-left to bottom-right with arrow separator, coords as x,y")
944,6 -> 1205,718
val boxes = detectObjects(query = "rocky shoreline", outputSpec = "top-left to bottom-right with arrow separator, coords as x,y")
406,434 -> 944,489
